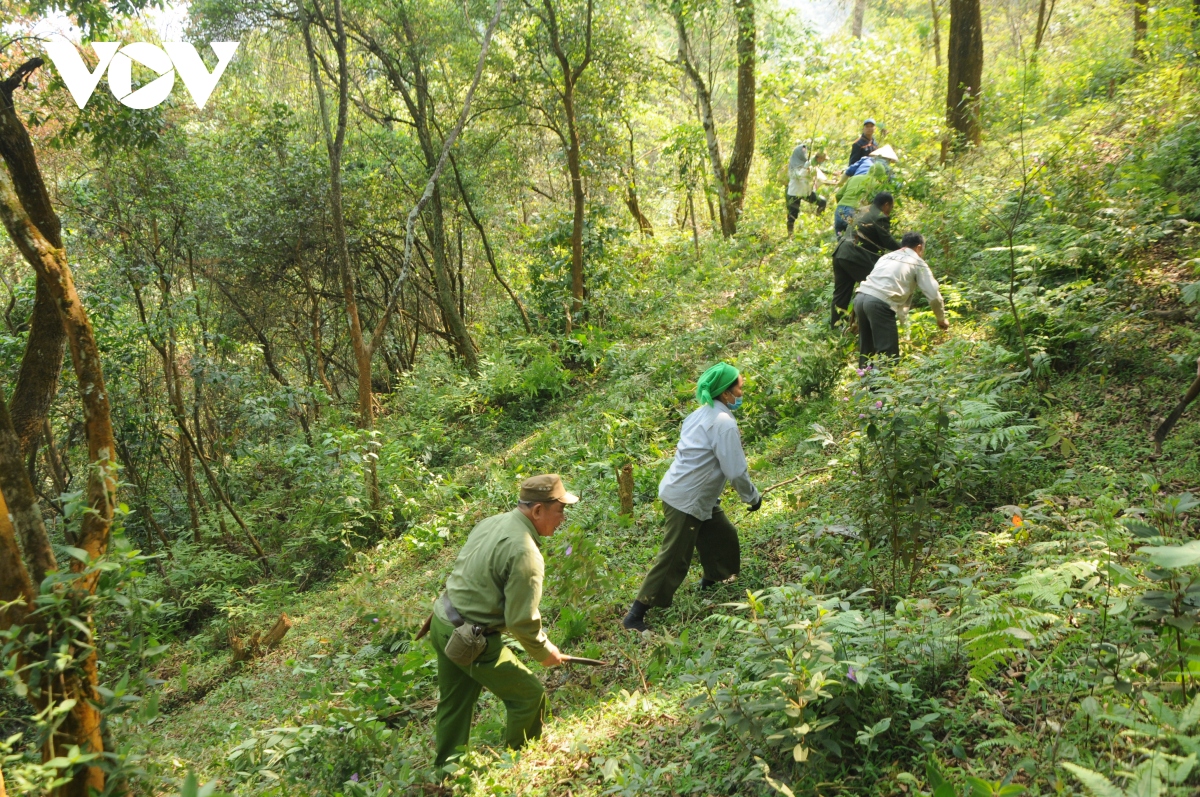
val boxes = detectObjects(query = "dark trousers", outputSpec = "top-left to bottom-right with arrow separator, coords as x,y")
854,292 -> 900,367
787,192 -> 826,232
636,502 -> 740,608
831,252 -> 875,328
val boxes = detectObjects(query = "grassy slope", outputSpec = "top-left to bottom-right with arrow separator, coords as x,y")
145,108 -> 1200,797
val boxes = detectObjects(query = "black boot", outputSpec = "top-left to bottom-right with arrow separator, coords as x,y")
622,599 -> 650,632
699,578 -> 718,590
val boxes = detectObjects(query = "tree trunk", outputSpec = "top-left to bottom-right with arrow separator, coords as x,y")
303,13 -> 381,510
0,388 -> 56,586
852,0 -> 867,38
725,0 -> 756,228
0,167 -> 116,796
41,419 -> 67,496
428,183 -> 479,372
563,86 -> 587,316
0,61 -> 67,457
1133,0 -> 1148,58
688,189 -> 701,258
1033,0 -> 1055,52
931,0 -> 942,67
449,156 -> 532,333
180,432 -> 203,543
536,0 -> 594,316
944,0 -> 983,156
674,0 -> 755,238
675,14 -> 732,236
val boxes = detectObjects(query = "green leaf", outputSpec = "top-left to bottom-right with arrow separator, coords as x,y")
1178,693 -> 1200,732
966,776 -> 994,797
62,546 -> 91,563
1139,541 -> 1200,569
1061,762 -> 1126,797
927,754 -> 949,790
181,772 -> 199,797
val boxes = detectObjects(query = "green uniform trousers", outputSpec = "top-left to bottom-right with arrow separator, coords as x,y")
428,614 -> 546,770
636,501 -> 740,608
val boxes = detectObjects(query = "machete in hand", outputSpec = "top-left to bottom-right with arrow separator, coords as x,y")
561,655 -> 610,667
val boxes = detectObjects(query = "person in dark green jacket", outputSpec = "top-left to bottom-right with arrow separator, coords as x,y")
427,474 -> 576,772
830,192 -> 901,328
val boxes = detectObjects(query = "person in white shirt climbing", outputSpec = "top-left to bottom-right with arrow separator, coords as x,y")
622,363 -> 762,633
853,231 -> 949,367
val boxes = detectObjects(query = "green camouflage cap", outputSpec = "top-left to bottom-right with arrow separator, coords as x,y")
520,474 -> 579,504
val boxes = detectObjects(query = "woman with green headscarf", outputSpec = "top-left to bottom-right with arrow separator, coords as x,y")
622,363 -> 762,633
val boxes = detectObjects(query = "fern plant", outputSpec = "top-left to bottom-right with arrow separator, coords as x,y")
959,561 -> 1096,690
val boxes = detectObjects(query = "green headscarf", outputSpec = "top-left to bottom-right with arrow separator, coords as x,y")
695,363 -> 740,406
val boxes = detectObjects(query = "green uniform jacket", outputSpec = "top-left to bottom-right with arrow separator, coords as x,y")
435,509 -> 550,661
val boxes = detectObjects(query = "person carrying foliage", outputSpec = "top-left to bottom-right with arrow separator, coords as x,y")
830,191 -> 902,328
786,146 -> 830,234
622,364 -> 761,633
420,474 -> 576,772
833,157 -> 892,235
853,231 -> 948,366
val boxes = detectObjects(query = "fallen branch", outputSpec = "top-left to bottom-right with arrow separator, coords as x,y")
760,467 -> 831,496
1153,357 -> 1200,455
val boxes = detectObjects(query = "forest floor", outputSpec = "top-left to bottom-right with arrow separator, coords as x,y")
140,134 -> 1200,796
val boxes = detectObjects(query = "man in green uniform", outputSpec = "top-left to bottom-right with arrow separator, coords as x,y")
427,474 -> 576,771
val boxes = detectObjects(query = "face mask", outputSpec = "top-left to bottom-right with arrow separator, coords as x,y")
728,396 -> 743,411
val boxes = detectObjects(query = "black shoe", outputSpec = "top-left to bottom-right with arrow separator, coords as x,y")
699,578 -> 718,590
622,611 -> 650,632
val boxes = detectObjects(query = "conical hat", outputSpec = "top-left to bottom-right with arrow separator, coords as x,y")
871,144 -> 898,162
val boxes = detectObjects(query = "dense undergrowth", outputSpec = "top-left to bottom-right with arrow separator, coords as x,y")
4,4 -> 1200,797
58,57 -> 1200,797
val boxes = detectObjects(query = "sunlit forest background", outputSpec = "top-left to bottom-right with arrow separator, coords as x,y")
2,0 -> 1200,793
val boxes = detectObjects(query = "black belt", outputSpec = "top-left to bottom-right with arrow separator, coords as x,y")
440,593 -> 500,635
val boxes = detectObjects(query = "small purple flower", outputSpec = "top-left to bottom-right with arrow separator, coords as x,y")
846,667 -> 858,684
856,368 -> 865,376
351,773 -> 360,783
565,544 -> 573,556
858,413 -> 866,418
875,401 -> 883,409
372,618 -> 379,623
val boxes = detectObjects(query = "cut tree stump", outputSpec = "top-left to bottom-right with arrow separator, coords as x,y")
617,463 -> 634,516
230,613 -> 293,663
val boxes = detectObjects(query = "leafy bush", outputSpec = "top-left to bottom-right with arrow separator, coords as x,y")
844,353 -> 1038,594
684,585 -> 958,785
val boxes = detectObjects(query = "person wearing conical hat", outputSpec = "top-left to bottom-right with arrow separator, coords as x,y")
622,364 -> 761,633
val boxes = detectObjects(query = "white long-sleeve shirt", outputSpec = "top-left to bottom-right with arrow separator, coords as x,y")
856,247 -> 946,325
658,401 -> 760,520
788,164 -> 829,198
